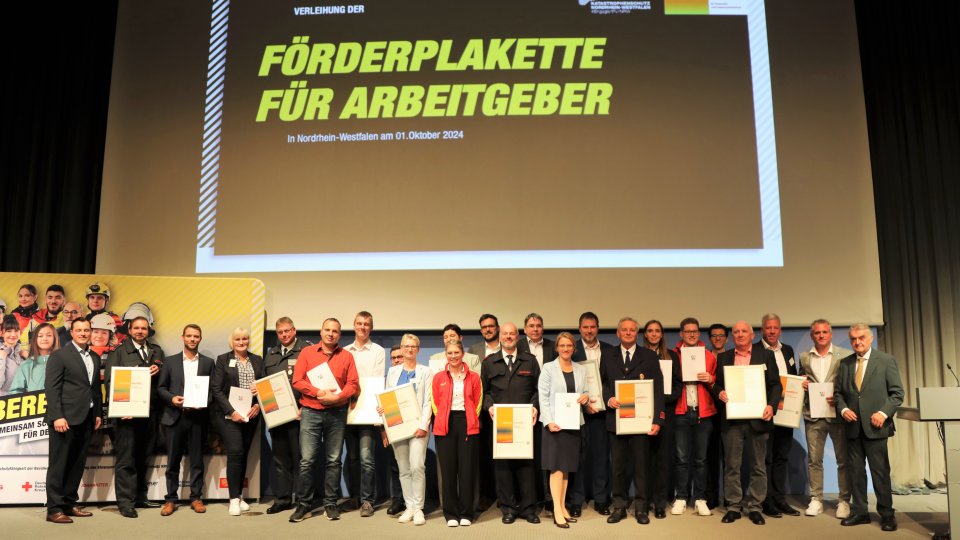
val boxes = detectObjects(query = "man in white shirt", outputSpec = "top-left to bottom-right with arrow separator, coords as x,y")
342,311 -> 385,516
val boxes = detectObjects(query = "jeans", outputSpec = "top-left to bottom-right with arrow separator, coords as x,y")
394,434 -> 428,511
296,406 -> 346,508
674,411 -> 714,500
344,424 -> 377,503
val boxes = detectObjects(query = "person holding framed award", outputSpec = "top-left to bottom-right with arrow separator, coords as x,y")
432,338 -> 482,527
538,332 -> 590,528
212,327 -> 263,516
382,334 -> 434,525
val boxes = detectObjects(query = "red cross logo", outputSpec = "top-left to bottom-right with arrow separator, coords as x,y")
21,482 -> 32,492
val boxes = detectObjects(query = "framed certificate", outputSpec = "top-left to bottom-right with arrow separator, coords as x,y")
808,382 -> 836,419
723,365 -> 767,419
376,383 -> 421,444
681,346 -> 706,382
576,359 -> 605,411
254,372 -> 299,429
182,375 -> 210,409
348,377 -> 385,425
615,379 -> 654,435
773,374 -> 805,428
493,404 -> 534,459
107,367 -> 151,418
553,393 -> 581,430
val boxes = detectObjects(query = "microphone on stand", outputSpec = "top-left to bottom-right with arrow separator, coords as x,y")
946,363 -> 960,387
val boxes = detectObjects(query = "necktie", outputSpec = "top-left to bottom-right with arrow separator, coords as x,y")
506,354 -> 514,370
855,357 -> 865,391
139,346 -> 147,362
624,350 -> 631,365
282,347 -> 289,357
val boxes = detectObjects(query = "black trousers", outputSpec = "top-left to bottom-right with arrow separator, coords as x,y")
436,411 -> 479,521
269,419 -> 300,505
165,410 -> 208,501
46,411 -> 94,513
478,412 -> 497,503
113,417 -> 152,509
609,432 -> 651,512
764,425 -> 794,505
494,457 -> 537,517
649,412 -> 676,509
706,418 -> 723,504
219,415 -> 260,498
848,428 -> 894,518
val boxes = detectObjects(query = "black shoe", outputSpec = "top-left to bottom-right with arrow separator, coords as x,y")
568,504 -> 581,518
553,516 -> 569,529
502,513 -> 516,524
748,511 -> 766,525
340,498 -> 359,512
840,514 -> 871,526
325,505 -> 341,520
525,513 -> 541,524
119,507 -> 138,518
266,502 -> 292,514
135,500 -> 160,509
721,510 -> 741,523
654,507 -> 666,519
289,506 -> 310,523
635,511 -> 650,524
706,498 -> 719,510
595,501 -> 611,515
387,499 -> 405,516
777,501 -> 800,516
761,503 -> 782,518
607,507 -> 627,523
880,516 -> 897,532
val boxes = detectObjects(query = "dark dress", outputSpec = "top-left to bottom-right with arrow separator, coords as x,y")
541,371 -> 581,472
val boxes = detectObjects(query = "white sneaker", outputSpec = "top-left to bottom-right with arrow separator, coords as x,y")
805,499 -> 823,516
413,509 -> 426,525
398,508 -> 415,523
228,498 -> 241,516
695,499 -> 712,516
459,518 -> 472,526
238,499 -> 250,512
447,519 -> 459,527
671,499 -> 687,515
836,500 -> 851,519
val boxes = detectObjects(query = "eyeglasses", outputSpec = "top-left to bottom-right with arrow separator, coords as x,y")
62,310 -> 81,316
681,330 -> 700,335
480,324 -> 497,330
390,355 -> 402,360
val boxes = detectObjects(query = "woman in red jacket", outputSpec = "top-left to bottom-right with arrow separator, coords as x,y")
431,339 -> 482,528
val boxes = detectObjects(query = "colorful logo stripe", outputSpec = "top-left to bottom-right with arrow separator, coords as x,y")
257,380 -> 279,414
619,383 -> 636,419
114,370 -> 131,402
381,391 -> 403,427
496,407 -> 514,444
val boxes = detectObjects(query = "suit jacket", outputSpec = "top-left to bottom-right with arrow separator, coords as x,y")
538,360 -> 588,426
833,349 -> 903,439
799,344 -> 853,422
157,352 -> 215,426
467,341 -> 499,367
212,352 -> 264,416
517,337 -> 557,366
713,348 -> 782,433
753,341 -> 799,377
45,343 -> 103,425
263,337 -> 311,402
481,350 -> 540,412
385,363 -> 434,432
572,339 -> 611,362
599,344 -> 665,433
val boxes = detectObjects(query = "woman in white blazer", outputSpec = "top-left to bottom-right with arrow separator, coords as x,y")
538,332 -> 591,528
381,333 -> 434,525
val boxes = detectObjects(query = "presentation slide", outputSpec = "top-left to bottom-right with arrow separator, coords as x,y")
99,0 -> 882,330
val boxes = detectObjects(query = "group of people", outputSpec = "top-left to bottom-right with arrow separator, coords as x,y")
2,284 -> 905,532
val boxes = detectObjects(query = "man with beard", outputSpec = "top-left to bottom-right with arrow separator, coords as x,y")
57,302 -> 84,345
469,313 -> 501,509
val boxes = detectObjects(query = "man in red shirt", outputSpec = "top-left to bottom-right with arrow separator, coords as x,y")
288,318 -> 359,523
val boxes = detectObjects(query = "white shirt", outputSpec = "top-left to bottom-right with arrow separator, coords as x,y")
346,340 -> 386,378
807,344 -> 835,382
485,342 -> 501,359
763,340 -> 789,375
450,368 -> 466,411
581,339 -> 602,363
182,350 -> 200,380
526,338 -> 544,367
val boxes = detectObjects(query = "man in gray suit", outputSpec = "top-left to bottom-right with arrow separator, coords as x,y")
799,319 -> 852,518
467,314 -> 501,362
834,323 -> 903,532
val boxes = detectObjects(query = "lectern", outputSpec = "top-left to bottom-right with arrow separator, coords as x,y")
907,387 -> 960,540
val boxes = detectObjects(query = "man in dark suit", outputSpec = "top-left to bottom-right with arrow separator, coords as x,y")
834,323 -> 903,532
480,322 -> 541,524
104,316 -> 165,517
713,321 -> 782,526
156,324 -> 215,516
753,313 -> 800,517
262,316 -> 310,514
600,316 -> 665,525
45,318 -> 103,524
516,312 -> 556,509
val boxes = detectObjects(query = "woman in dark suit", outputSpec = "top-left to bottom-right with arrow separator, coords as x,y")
212,327 -> 262,516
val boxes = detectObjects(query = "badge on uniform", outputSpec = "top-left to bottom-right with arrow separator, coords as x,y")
229,359 -> 237,368
288,359 -> 297,367
788,357 -> 795,367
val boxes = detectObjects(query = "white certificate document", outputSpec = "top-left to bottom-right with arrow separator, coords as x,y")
809,382 -> 836,419
107,367 -> 151,418
553,393 -> 581,430
348,377 -> 385,425
773,374 -> 805,428
615,379 -> 654,435
254,372 -> 299,429
493,404 -> 534,459
183,376 -> 210,409
659,360 -> 673,395
376,383 -> 421,444
229,387 -> 253,421
428,356 -> 447,377
681,346 -> 706,382
576,359 -> 605,411
307,362 -> 342,394
723,365 -> 767,419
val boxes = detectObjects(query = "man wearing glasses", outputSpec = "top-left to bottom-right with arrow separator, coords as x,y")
56,302 -> 84,345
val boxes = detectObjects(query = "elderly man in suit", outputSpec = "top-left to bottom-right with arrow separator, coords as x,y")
834,323 -> 903,532
799,319 -> 853,518
713,321 -> 782,526
157,324 -> 216,516
45,318 -> 103,524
